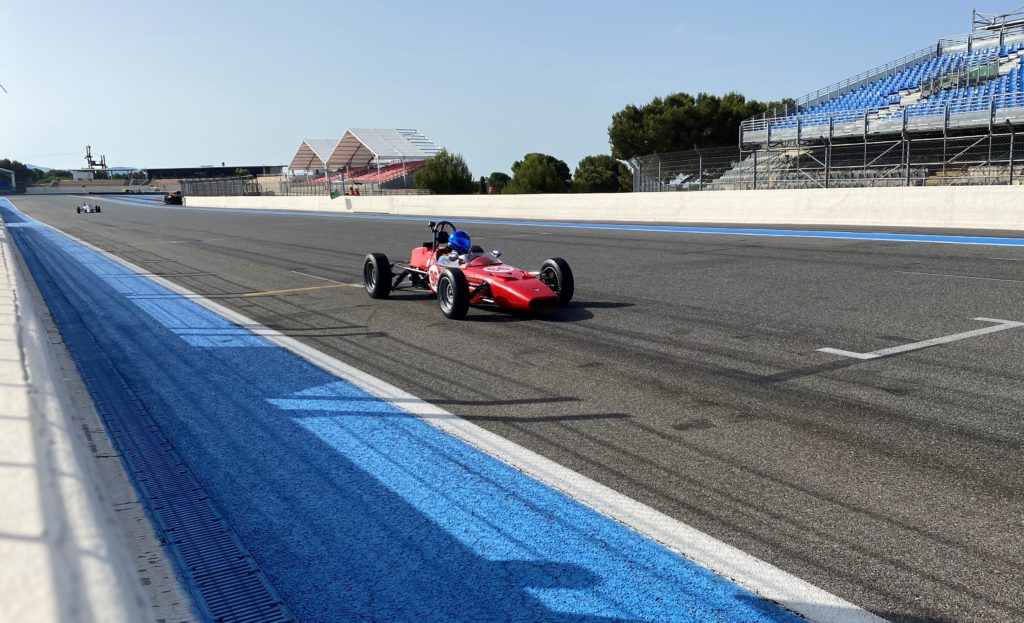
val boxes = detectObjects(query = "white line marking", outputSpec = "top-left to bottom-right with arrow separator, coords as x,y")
894,270 -> 1024,284
818,318 -> 1024,360
23,208 -> 886,623
290,269 -> 344,284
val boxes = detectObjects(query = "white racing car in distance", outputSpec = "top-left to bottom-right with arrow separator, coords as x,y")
76,202 -> 102,214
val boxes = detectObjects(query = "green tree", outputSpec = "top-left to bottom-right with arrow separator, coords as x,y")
413,148 -> 474,195
608,92 -> 791,160
504,153 -> 571,194
487,172 -> 510,194
572,155 -> 633,193
234,168 -> 252,176
0,159 -> 37,191
29,168 -> 74,185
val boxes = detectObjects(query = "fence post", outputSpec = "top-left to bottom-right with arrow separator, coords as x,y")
752,150 -> 758,190
1010,125 -> 1016,185
796,118 -> 802,185
698,154 -> 704,191
826,118 -> 834,189
905,138 -> 912,186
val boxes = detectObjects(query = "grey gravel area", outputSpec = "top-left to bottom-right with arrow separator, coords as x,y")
14,194 -> 1024,623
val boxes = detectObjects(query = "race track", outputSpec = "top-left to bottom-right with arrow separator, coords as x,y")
8,194 -> 1024,623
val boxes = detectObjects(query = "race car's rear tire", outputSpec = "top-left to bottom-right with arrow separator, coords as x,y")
94,205 -> 101,213
540,258 -> 574,306
437,268 -> 470,320
364,253 -> 392,299
76,207 -> 81,214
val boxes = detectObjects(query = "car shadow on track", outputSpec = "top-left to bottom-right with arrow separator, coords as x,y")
464,301 -> 636,324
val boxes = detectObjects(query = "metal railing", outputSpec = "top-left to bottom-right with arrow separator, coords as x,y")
744,44 -> 940,129
799,44 -> 940,109
741,90 -> 1024,141
633,127 -> 1024,191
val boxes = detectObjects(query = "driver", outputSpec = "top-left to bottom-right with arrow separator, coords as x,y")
82,201 -> 91,212
437,229 -> 471,266
448,230 -> 472,257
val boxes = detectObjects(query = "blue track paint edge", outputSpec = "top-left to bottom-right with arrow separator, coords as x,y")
96,194 -> 1024,247
1,199 -> 296,623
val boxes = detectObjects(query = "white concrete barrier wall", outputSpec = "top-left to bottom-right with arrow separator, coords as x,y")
26,186 -> 131,195
186,186 -> 1024,230
0,220 -> 152,622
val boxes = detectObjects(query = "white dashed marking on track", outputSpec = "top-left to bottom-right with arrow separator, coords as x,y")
290,269 -> 345,284
818,317 -> 1024,360
895,270 -> 1024,284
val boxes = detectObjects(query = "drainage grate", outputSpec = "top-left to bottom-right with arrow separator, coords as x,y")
12,224 -> 295,623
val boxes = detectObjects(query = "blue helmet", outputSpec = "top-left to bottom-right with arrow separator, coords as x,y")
449,230 -> 472,254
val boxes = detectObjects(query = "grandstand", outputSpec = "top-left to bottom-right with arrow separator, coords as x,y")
289,139 -> 340,174
287,128 -> 440,192
636,8 -> 1024,191
741,39 -> 1024,141
185,129 -> 440,198
0,168 -> 14,193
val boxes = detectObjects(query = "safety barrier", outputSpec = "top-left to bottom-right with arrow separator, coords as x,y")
26,186 -> 130,195
185,186 -> 1024,231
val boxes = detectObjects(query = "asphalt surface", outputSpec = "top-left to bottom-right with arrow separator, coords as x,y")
12,195 -> 1024,623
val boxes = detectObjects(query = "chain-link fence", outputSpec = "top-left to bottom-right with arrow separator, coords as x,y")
633,128 -> 1024,191
180,176 -> 430,197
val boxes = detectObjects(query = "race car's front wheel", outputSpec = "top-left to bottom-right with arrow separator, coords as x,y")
364,253 -> 392,299
539,258 -> 574,306
438,268 -> 469,320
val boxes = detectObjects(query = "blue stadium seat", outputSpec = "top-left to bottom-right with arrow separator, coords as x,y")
769,44 -> 1024,130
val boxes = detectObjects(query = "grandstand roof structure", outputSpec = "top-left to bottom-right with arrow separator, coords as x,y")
289,139 -> 340,170
327,128 -> 441,168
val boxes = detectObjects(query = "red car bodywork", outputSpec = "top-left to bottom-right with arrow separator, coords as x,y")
363,220 -> 572,319
409,245 -> 560,311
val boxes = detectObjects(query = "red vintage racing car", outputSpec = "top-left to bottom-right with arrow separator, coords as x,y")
363,220 -> 573,319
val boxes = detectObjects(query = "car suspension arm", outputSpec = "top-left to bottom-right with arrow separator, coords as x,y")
469,282 -> 490,300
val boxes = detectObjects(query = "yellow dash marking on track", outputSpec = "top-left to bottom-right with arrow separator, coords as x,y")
242,284 -> 361,297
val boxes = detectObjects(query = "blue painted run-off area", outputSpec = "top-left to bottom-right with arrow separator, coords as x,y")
1,199 -> 801,623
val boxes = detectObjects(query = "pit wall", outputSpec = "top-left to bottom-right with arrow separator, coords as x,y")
186,186 -> 1024,231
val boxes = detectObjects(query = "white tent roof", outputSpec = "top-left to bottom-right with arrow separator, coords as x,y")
328,128 -> 439,168
289,139 -> 339,170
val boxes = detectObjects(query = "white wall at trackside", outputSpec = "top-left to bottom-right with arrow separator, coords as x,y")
185,186 -> 1024,231
26,186 -> 130,195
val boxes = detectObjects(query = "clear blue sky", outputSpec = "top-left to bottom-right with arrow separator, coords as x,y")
1,1 -> 985,175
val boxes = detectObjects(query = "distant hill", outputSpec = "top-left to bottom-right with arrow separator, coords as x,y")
26,163 -> 50,172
